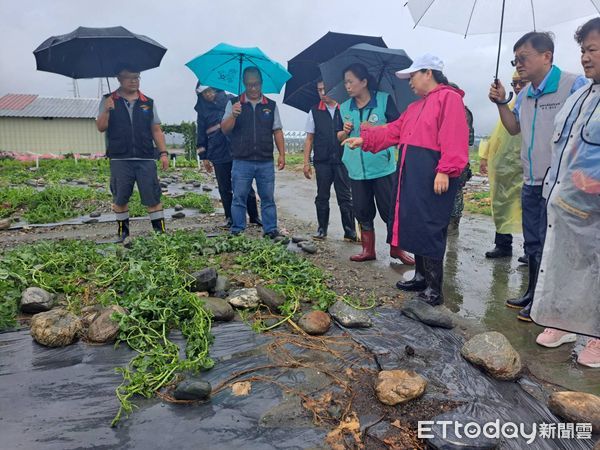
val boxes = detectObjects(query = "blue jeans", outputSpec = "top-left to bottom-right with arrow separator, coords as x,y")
521,184 -> 547,259
231,160 -> 277,234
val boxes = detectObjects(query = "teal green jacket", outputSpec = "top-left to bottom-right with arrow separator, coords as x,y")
340,91 -> 397,180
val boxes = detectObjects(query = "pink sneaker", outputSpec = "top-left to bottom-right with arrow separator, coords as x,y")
535,328 -> 577,348
577,338 -> 600,368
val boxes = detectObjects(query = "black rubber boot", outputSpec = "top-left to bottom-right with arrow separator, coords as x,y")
151,217 -> 166,234
485,246 -> 513,258
396,255 -> 427,291
117,218 -> 130,241
340,205 -> 356,241
517,301 -> 533,322
416,256 -> 444,306
313,207 -> 329,240
96,218 -> 129,244
506,255 -> 538,309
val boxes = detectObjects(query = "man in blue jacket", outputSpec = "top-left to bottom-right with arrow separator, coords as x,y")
195,84 -> 261,227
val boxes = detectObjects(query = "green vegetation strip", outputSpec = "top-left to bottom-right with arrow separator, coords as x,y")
0,187 -> 213,224
0,231 -> 342,425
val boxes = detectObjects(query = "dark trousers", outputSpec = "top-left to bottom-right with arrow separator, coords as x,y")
350,173 -> 395,231
314,162 -> 354,233
213,161 -> 259,221
495,232 -> 513,249
521,184 -> 547,259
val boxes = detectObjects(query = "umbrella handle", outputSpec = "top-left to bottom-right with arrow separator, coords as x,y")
492,78 -> 513,105
494,92 -> 513,105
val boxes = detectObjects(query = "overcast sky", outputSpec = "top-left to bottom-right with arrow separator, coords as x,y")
0,0 -> 596,135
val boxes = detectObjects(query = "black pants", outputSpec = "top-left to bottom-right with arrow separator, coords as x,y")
521,184 -> 547,259
495,232 -> 513,249
350,173 -> 395,231
213,161 -> 259,221
314,162 -> 354,233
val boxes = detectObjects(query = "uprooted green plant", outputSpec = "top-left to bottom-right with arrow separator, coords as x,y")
212,235 -> 340,330
0,231 -> 345,424
0,231 -> 214,425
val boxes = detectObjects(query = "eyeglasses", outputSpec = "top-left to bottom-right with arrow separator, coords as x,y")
510,55 -> 528,67
511,80 -> 528,87
244,82 -> 262,90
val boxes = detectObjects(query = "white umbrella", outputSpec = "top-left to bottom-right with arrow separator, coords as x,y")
406,0 -> 600,102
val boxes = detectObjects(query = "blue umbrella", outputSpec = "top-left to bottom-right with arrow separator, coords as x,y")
185,43 -> 291,95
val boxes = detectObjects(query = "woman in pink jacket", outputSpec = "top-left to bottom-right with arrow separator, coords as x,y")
343,54 -> 469,306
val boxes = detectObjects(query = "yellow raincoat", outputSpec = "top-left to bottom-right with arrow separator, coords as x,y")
478,103 -> 522,234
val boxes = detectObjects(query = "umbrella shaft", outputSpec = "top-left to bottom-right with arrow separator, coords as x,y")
495,0 -> 507,80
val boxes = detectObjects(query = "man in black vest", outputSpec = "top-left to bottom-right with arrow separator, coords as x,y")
221,67 -> 286,238
96,66 -> 169,242
303,79 -> 356,241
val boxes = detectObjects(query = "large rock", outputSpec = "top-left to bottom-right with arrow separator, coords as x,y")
461,332 -> 522,381
30,309 -> 82,347
401,298 -> 454,329
212,275 -> 230,298
87,305 -> 126,343
298,310 -> 331,335
80,305 -> 104,327
291,235 -> 310,244
425,412 -> 500,450
375,370 -> 427,406
0,218 -> 11,230
256,285 -> 286,312
227,288 -> 260,309
173,379 -> 212,401
299,241 -> 317,254
548,391 -> 600,433
191,268 -> 218,292
328,300 -> 372,328
20,287 -> 55,314
202,297 -> 234,321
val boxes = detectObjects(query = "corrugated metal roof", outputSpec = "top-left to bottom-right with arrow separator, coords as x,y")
0,94 -> 37,110
0,94 -> 101,119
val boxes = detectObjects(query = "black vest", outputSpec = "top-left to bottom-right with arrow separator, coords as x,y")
311,104 -> 343,164
229,95 -> 276,161
105,93 -> 155,159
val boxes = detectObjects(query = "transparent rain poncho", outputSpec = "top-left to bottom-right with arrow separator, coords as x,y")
532,84 -> 600,338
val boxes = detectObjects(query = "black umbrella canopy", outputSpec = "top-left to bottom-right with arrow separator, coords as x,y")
33,26 -> 167,79
319,44 -> 417,114
283,32 -> 387,113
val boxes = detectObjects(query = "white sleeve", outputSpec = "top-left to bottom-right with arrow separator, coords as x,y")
222,101 -> 233,121
304,111 -> 315,134
272,104 -> 282,130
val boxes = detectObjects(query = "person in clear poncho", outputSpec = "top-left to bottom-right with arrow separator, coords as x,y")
479,72 -> 528,260
531,17 -> 600,368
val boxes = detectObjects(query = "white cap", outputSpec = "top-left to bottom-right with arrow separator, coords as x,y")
395,53 -> 444,79
196,85 -> 210,94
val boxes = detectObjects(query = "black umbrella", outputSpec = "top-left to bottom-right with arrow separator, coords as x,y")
34,26 -> 167,90
283,32 -> 387,113
319,44 -> 417,114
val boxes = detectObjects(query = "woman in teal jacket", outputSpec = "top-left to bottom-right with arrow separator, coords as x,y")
336,63 -> 413,264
